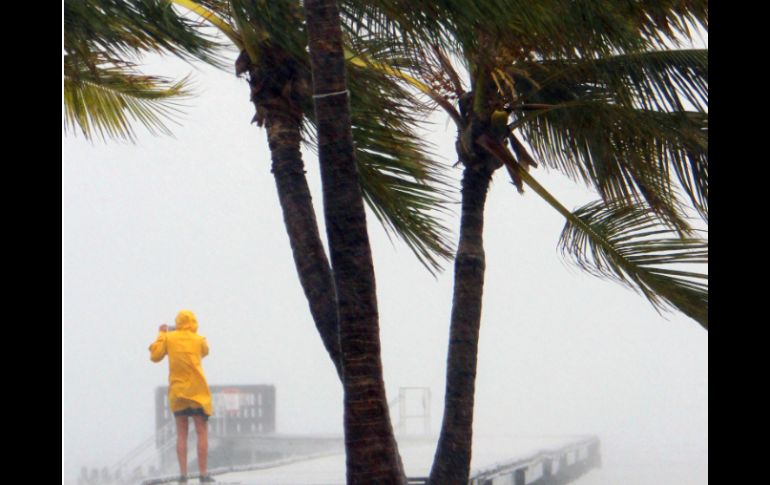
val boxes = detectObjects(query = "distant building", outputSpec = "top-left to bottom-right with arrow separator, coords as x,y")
155,385 -> 277,470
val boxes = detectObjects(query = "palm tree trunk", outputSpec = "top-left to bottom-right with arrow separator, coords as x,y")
303,1 -> 405,483
263,102 -> 343,381
429,162 -> 493,485
238,43 -> 344,381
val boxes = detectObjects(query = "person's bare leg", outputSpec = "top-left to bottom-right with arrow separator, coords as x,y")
193,415 -> 209,478
175,416 -> 189,479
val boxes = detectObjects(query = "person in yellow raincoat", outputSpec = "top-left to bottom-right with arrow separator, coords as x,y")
150,310 -> 215,483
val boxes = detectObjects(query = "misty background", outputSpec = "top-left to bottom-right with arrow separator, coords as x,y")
62,48 -> 707,484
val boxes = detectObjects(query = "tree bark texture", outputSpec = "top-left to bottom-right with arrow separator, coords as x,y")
239,45 -> 343,381
264,104 -> 343,381
303,1 -> 405,483
429,163 -> 493,485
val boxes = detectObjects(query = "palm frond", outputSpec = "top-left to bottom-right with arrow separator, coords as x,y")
626,0 -> 708,47
300,51 -> 456,273
339,1 -> 462,60
514,49 -> 707,113
63,0 -> 226,141
537,0 -> 706,56
181,1 -> 455,272
476,138 -> 707,329
224,0 -> 309,63
514,101 -> 707,224
349,49 -> 456,274
558,199 -> 707,329
342,0 -> 706,66
343,35 -> 464,125
64,0 -> 224,67
63,55 -> 190,141
171,0 -> 243,47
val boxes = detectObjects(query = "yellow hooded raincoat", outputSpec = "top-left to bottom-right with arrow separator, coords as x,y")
149,310 -> 213,416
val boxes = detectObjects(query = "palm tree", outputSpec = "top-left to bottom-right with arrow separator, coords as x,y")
367,5 -> 707,483
340,1 -> 707,481
303,0 -> 407,481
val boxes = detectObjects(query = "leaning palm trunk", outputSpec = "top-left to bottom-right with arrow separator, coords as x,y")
303,0 -> 405,482
429,161 -> 494,485
238,47 -> 343,380
264,102 -> 343,380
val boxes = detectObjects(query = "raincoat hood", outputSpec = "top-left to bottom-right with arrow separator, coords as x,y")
175,310 -> 198,333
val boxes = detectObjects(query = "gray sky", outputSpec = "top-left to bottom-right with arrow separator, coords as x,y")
62,48 -> 707,483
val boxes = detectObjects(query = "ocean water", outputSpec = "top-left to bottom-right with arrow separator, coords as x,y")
572,445 -> 708,485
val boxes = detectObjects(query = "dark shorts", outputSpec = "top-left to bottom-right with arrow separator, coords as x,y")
174,407 -> 210,421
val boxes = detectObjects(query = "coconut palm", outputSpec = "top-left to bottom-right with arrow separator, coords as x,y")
341,1 -> 707,482
302,0 -> 410,481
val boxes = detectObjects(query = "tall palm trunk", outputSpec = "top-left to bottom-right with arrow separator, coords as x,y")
430,161 -> 494,485
239,49 -> 343,380
264,104 -> 343,381
303,1 -> 405,483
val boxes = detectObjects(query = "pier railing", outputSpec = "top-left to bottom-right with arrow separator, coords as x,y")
407,436 -> 601,485
469,436 -> 601,485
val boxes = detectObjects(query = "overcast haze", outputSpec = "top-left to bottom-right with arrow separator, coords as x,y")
62,49 -> 707,484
